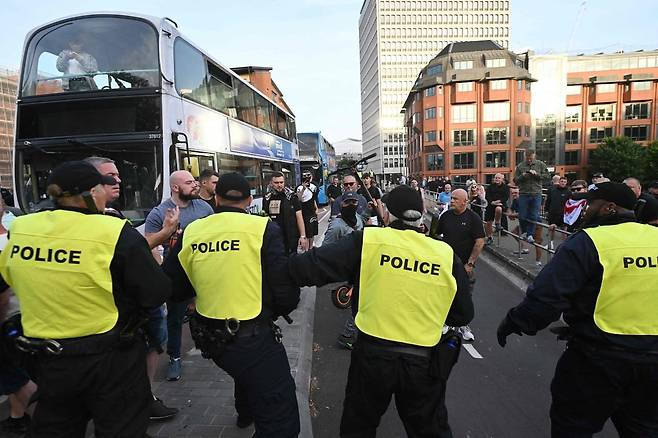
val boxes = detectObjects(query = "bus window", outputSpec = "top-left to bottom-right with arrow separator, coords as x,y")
174,39 -> 210,106
207,62 -> 236,117
254,94 -> 273,133
21,16 -> 160,97
235,82 -> 257,126
177,150 -> 215,177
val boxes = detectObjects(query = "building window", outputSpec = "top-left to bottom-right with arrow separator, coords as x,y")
427,64 -> 443,75
589,104 -> 615,121
490,79 -> 507,90
485,127 -> 508,144
515,149 -> 525,164
424,86 -> 436,97
566,85 -> 581,95
564,151 -> 580,166
517,80 -> 523,90
517,102 -> 522,113
624,102 -> 650,120
485,58 -> 506,68
633,81 -> 652,91
451,104 -> 476,123
524,102 -> 530,113
426,153 -> 444,170
516,125 -> 522,136
623,125 -> 649,141
454,60 -> 474,70
483,102 -> 510,121
565,105 -> 581,123
589,127 -> 614,143
525,81 -> 531,91
425,107 -> 436,119
596,83 -> 616,93
424,130 -> 437,142
457,81 -> 474,92
565,129 -> 580,144
525,125 -> 531,137
485,151 -> 508,168
453,152 -> 476,169
453,129 -> 475,146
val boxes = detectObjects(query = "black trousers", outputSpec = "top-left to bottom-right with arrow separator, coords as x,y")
30,340 -> 150,438
340,341 -> 452,438
212,327 -> 300,438
550,346 -> 658,438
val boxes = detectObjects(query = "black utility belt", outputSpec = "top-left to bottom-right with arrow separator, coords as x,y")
18,329 -> 121,357
359,339 -> 432,359
570,338 -> 658,359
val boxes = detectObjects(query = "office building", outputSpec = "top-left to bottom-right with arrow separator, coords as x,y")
530,50 -> 658,179
403,40 -> 533,184
359,0 -> 511,182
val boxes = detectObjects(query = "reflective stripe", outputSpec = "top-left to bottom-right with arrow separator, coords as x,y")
0,210 -> 124,339
585,223 -> 658,335
178,213 -> 267,320
357,227 -> 457,347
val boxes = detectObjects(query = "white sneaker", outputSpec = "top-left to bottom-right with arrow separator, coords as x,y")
526,235 -> 535,244
536,261 -> 543,267
442,325 -> 452,335
459,326 -> 475,341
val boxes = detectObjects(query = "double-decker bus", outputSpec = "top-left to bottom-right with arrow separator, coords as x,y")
297,132 -> 336,205
14,12 -> 299,226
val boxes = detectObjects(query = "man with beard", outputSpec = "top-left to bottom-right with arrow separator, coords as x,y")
144,171 -> 213,394
498,182 -> 658,437
264,171 -> 307,254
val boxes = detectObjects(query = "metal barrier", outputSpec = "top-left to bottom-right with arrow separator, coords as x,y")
423,190 -> 573,266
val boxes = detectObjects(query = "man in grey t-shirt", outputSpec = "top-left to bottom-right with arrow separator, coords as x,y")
143,170 -> 213,406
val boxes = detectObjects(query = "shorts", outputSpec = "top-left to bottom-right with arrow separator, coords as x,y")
485,204 -> 504,221
0,363 -> 29,395
145,305 -> 167,353
548,213 -> 565,227
304,215 -> 318,238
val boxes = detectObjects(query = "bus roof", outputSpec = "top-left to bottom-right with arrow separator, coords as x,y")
22,11 -> 297,120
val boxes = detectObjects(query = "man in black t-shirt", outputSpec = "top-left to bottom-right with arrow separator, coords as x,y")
358,173 -> 384,224
326,176 -> 342,205
264,172 -> 307,253
432,188 -> 485,341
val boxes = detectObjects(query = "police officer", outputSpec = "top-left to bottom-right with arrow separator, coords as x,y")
289,185 -> 473,437
163,172 -> 301,437
0,161 -> 171,437
497,182 -> 658,437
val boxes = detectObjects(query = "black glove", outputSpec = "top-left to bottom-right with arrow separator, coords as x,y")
497,314 -> 523,347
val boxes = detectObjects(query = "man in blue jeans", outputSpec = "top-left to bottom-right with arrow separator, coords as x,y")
513,150 -> 549,243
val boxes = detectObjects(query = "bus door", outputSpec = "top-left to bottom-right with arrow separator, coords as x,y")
176,149 -> 215,178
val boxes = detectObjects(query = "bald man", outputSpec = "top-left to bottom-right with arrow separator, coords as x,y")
143,170 -> 214,415
431,188 -> 485,341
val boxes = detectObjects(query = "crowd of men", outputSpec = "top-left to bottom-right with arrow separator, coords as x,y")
1,155 -> 657,438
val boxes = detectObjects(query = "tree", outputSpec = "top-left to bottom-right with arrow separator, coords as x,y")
645,141 -> 658,183
589,136 -> 647,182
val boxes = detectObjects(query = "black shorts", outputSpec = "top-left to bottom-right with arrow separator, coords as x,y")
304,215 -> 318,238
548,213 -> 565,227
485,204 -> 504,221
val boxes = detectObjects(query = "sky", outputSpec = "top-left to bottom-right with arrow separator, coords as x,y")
1,0 -> 658,144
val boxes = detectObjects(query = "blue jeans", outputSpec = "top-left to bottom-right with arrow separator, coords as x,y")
166,300 -> 189,359
518,194 -> 542,237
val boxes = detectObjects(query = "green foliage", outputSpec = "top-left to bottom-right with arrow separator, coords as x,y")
589,136 -> 647,182
645,141 -> 658,182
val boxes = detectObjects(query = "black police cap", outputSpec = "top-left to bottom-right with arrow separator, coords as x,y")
215,172 -> 251,201
583,182 -> 637,210
47,161 -> 116,196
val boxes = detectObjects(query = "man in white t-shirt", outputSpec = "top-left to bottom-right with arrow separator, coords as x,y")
296,172 -> 319,248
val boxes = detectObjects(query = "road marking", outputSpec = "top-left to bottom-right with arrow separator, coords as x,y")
318,209 -> 331,223
463,343 -> 484,359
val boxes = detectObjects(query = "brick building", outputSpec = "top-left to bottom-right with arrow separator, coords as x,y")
0,68 -> 17,190
530,50 -> 658,180
231,66 -> 294,116
403,40 -> 533,184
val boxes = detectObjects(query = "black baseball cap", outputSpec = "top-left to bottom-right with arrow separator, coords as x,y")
341,192 -> 360,203
47,161 -> 116,196
215,172 -> 251,201
381,185 -> 423,221
582,182 -> 637,210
